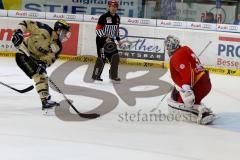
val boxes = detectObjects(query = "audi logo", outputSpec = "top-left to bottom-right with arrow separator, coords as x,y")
28,13 -> 38,17
53,14 -> 64,18
160,21 -> 171,25
66,15 -> 77,19
140,20 -> 150,24
173,22 -> 182,26
202,24 -> 212,29
128,19 -> 150,25
229,26 -> 238,30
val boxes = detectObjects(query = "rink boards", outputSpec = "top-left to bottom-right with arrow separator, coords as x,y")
1,51 -> 240,76
0,11 -> 240,76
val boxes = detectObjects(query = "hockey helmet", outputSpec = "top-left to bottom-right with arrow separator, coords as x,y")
108,0 -> 119,8
54,20 -> 70,32
54,20 -> 71,42
164,35 -> 180,56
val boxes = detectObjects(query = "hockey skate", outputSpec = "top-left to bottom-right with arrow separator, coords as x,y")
109,54 -> 121,83
109,70 -> 121,83
92,76 -> 103,81
167,98 -> 216,125
92,57 -> 104,82
110,77 -> 121,83
42,97 -> 59,115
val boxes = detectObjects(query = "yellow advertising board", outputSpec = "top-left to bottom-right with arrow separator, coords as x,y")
0,0 -> 22,10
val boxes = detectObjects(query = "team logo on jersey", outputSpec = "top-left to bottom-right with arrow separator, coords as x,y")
179,64 -> 185,69
106,17 -> 112,23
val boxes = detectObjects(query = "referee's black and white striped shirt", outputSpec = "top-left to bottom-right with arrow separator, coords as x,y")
96,11 -> 120,41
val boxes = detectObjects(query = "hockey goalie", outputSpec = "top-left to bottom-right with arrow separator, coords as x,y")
164,35 -> 215,125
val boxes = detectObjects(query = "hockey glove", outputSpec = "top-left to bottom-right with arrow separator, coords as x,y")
179,84 -> 195,108
12,29 -> 24,47
36,60 -> 47,74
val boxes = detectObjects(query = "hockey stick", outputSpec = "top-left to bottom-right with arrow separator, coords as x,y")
48,78 -> 100,119
0,81 -> 34,93
150,86 -> 173,112
198,41 -> 212,57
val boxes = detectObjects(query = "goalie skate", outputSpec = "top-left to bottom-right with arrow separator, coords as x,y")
167,98 -> 216,125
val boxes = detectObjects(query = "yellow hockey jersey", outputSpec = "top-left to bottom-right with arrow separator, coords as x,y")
18,20 -> 62,66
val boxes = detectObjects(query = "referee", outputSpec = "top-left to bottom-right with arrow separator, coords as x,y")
92,0 -> 122,82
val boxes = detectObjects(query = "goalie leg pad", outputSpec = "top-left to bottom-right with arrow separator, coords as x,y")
15,53 -> 39,79
92,57 -> 104,79
167,98 -> 198,123
167,98 -> 215,125
109,53 -> 120,79
194,104 -> 216,125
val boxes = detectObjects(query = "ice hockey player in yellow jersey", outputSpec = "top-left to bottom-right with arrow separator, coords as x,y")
12,19 -> 71,111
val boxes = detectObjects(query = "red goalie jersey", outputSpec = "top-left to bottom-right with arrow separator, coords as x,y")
169,46 -> 211,104
169,46 -> 206,87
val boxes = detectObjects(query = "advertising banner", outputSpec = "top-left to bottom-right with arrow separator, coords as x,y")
80,21 -> 240,65
8,10 -> 45,19
0,0 -> 22,10
0,9 -> 7,16
217,34 -> 240,69
216,24 -> 240,33
178,30 -> 240,70
186,22 -> 216,31
1,16 -> 240,70
61,23 -> 79,56
22,0 -> 141,17
46,12 -> 83,21
121,17 -> 156,26
157,20 -> 186,29
81,22 -> 165,61
118,25 -> 165,60
83,14 -> 100,23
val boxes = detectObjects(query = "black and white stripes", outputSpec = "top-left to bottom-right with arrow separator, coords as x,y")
96,24 -> 119,38
96,27 -> 105,37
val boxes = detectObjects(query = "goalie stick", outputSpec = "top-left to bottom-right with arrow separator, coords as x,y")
0,81 -> 34,93
198,41 -> 212,57
48,78 -> 100,119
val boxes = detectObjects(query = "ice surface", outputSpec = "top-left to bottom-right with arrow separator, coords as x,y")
0,58 -> 239,160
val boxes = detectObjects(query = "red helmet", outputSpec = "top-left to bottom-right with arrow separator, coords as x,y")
108,0 -> 119,7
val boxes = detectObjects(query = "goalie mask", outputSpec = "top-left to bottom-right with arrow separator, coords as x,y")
164,35 -> 180,56
54,20 -> 71,42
